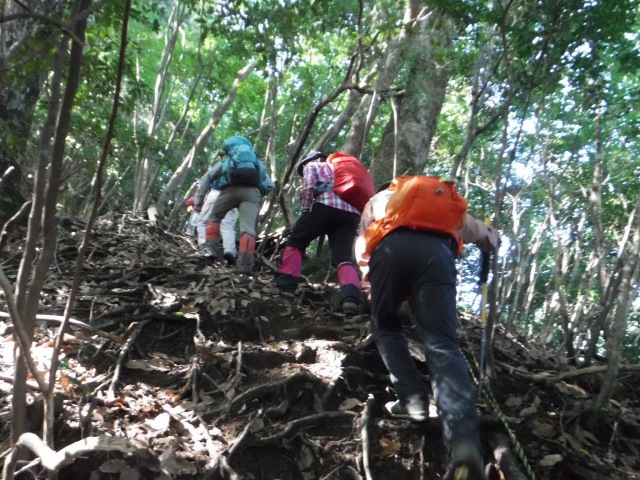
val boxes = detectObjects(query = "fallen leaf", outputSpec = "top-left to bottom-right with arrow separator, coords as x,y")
125,359 -> 153,371
339,398 -> 363,410
539,454 -> 563,467
531,418 -> 554,438
145,412 -> 171,432
378,437 -> 400,457
505,396 -> 523,408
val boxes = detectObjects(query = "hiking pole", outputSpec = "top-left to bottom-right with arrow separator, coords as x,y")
477,218 -> 491,401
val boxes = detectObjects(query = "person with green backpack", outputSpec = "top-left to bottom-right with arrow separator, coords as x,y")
193,135 -> 274,273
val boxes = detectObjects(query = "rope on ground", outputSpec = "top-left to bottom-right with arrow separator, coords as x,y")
462,324 -> 538,480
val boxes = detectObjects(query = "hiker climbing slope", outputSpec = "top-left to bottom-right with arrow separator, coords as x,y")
274,151 -> 374,315
355,175 -> 499,480
190,185 -> 239,265
193,135 -> 274,273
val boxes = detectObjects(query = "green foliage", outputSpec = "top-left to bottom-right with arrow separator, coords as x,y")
4,0 -> 639,366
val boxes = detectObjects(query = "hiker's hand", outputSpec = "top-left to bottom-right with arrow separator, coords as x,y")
361,279 -> 371,300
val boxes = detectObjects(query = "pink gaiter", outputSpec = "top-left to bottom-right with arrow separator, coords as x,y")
337,262 -> 360,288
278,246 -> 303,276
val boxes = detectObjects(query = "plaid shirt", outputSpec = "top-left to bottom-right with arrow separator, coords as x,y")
299,161 -> 360,214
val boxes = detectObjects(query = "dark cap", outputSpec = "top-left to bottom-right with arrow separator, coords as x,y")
296,151 -> 328,176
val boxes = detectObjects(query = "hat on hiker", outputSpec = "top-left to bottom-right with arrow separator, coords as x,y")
296,151 -> 328,176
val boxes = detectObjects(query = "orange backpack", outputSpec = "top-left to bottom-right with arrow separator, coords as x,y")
364,175 -> 468,257
326,152 -> 375,211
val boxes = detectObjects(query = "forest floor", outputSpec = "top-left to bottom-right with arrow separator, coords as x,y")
1,214 -> 640,480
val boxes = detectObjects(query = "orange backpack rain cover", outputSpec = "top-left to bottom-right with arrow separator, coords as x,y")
326,152 -> 375,211
364,175 -> 468,257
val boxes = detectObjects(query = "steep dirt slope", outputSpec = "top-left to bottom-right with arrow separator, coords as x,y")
1,215 -> 639,480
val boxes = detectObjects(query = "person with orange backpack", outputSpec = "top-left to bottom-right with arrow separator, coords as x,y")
274,151 -> 374,315
354,175 -> 499,480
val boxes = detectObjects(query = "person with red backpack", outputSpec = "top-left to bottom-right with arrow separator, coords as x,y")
354,175 -> 499,480
274,151 -> 373,315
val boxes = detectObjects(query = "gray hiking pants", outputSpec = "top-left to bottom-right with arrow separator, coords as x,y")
211,186 -> 262,237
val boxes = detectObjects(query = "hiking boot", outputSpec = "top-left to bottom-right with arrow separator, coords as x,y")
275,273 -> 300,293
385,394 -> 429,422
200,242 -> 216,259
224,252 -> 236,267
200,238 -> 222,260
341,298 -> 359,316
444,443 -> 486,480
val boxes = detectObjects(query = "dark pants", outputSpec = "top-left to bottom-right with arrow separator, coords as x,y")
368,228 -> 480,451
287,202 -> 359,266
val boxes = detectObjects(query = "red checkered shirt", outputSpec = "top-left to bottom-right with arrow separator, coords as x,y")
299,161 -> 360,214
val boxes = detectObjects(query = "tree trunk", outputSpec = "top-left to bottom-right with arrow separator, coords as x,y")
593,198 -> 640,412
0,0 -> 68,223
4,1 -> 91,477
132,0 -> 189,214
341,3 -> 414,159
370,7 -> 453,185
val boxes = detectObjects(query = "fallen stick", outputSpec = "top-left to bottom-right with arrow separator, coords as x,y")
360,394 -> 375,480
107,319 -> 150,400
0,312 -> 121,343
9,432 -> 134,472
250,411 -> 357,446
206,369 -> 323,421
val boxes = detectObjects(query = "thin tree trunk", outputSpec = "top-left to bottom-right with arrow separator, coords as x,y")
3,0 -> 91,478
156,61 -> 256,214
450,27 -> 502,179
44,0 -> 129,449
132,0 -> 189,214
593,198 -> 640,412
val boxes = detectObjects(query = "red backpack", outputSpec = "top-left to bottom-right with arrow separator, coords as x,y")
326,152 -> 375,211
364,175 -> 468,257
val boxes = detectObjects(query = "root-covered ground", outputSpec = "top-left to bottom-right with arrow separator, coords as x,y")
1,214 -> 639,479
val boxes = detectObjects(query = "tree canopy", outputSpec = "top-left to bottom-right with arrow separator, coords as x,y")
1,0 -> 640,478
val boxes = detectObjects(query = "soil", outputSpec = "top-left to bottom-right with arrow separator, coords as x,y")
1,214 -> 640,480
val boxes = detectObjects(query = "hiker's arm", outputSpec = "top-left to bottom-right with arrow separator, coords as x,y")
354,191 -> 392,275
260,162 -> 275,194
458,214 -> 499,252
194,164 -> 220,206
354,202 -> 374,269
299,164 -> 317,210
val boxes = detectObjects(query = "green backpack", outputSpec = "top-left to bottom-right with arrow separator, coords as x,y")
218,135 -> 260,189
